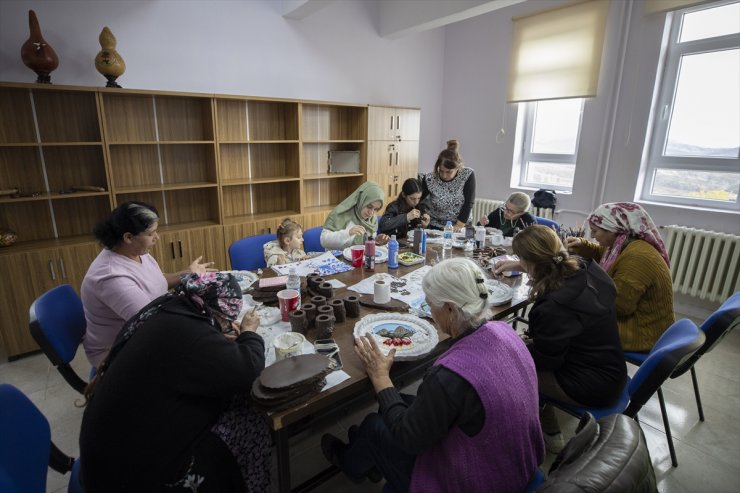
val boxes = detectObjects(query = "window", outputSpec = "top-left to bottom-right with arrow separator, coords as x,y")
513,98 -> 584,192
640,1 -> 740,211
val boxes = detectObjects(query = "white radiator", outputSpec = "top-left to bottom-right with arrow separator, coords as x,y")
661,225 -> 740,303
471,198 -> 554,223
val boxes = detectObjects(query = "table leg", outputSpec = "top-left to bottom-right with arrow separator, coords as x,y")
276,428 -> 291,493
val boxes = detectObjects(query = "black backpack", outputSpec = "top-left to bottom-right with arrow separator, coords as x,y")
532,189 -> 557,209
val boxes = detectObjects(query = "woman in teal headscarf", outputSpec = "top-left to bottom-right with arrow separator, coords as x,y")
320,181 -> 390,249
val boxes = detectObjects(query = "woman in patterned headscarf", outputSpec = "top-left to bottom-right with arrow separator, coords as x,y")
566,202 -> 674,351
80,272 -> 271,493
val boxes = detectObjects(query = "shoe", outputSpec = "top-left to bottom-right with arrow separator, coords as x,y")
343,426 -> 382,484
321,433 -> 345,468
544,432 -> 565,454
347,424 -> 359,442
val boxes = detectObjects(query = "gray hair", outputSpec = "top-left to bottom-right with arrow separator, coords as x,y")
508,192 -> 531,212
422,257 -> 491,327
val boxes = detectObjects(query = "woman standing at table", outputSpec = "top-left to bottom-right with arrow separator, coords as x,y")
322,257 -> 544,493
80,272 -> 270,493
565,202 -> 674,352
419,139 -> 476,231
494,225 -> 627,452
81,201 -> 216,367
320,181 -> 390,249
379,178 -> 431,239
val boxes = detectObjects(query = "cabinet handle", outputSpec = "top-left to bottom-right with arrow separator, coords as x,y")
389,116 -> 393,130
388,153 -> 393,167
395,183 -> 398,196
396,115 -> 400,130
178,240 -> 183,258
171,242 -> 176,259
59,258 -> 67,279
388,184 -> 392,197
395,152 -> 399,166
48,260 -> 56,281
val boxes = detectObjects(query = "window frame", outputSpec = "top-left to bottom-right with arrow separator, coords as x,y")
514,98 -> 585,193
639,0 -> 740,212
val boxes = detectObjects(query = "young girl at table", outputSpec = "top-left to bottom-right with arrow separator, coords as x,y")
263,218 -> 308,267
320,181 -> 390,250
379,178 -> 431,239
494,225 -> 627,452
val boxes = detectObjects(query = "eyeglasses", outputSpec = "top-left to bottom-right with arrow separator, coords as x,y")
503,204 -> 522,215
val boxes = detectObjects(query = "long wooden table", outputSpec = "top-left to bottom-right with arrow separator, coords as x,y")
267,244 -> 530,492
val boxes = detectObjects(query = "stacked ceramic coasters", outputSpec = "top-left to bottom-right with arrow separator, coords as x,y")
251,353 -> 336,412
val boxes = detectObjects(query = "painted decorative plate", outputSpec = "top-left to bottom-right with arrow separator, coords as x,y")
228,270 -> 259,292
343,245 -> 388,263
353,313 -> 439,361
484,279 -> 514,306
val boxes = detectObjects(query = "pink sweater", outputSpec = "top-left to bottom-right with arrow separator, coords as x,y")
81,249 -> 167,366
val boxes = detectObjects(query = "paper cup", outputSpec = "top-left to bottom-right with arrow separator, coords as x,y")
274,331 -> 305,361
350,245 -> 365,268
277,289 -> 300,322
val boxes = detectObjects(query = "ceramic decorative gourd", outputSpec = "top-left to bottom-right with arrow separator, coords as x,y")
20,10 -> 59,84
94,26 -> 126,88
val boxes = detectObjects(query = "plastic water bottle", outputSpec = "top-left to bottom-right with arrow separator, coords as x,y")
286,267 -> 301,308
443,220 -> 453,250
387,235 -> 399,269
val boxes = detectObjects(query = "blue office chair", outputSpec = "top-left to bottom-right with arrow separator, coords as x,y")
0,384 -> 84,493
625,291 -> 740,424
29,284 -> 90,394
303,226 -> 325,254
534,216 -> 560,232
229,233 -> 277,271
542,318 -> 705,467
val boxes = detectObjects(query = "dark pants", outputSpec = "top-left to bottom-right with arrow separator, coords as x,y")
340,403 -> 416,492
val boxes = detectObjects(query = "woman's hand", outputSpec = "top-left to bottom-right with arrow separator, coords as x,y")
239,310 -> 260,333
479,215 -> 489,226
348,225 -> 366,238
421,214 -> 431,227
564,236 -> 584,252
493,259 -> 525,276
453,220 -> 466,232
189,255 -> 217,273
355,335 -> 395,393
406,209 -> 421,222
376,233 -> 390,246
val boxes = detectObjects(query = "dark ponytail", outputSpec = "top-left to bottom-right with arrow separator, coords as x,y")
93,202 -> 159,249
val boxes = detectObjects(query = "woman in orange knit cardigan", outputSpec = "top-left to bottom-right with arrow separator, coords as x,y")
565,202 -> 674,351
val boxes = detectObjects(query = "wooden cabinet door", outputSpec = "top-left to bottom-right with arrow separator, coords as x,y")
187,226 -> 227,272
399,140 -> 420,179
367,141 -> 397,175
150,231 -> 189,274
57,242 -> 101,292
398,109 -> 420,141
0,253 -> 40,357
368,106 -> 396,141
25,248 -> 64,295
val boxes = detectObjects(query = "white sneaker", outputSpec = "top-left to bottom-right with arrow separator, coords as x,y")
544,432 -> 565,454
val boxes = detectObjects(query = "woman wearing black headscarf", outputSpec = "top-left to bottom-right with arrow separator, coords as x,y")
79,272 -> 270,493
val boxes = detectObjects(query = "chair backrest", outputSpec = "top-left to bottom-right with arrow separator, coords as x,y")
673,291 -> 740,377
624,319 -> 705,417
0,384 -> 51,493
534,216 -> 560,232
229,233 -> 276,271
303,226 -> 325,253
29,284 -> 88,393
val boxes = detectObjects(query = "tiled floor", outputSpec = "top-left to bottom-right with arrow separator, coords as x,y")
1,315 -> 738,493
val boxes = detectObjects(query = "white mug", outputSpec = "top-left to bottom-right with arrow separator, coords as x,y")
374,279 -> 391,304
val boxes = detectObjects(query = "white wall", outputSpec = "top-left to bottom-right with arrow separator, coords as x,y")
441,0 -> 739,234
0,0 -> 445,169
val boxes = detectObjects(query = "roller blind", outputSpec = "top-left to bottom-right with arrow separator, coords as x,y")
644,0 -> 713,15
507,0 -> 610,103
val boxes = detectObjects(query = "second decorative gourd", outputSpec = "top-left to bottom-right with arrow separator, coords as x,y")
94,26 -> 126,88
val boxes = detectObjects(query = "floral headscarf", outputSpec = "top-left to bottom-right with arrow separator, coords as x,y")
89,273 -> 242,397
587,202 -> 670,273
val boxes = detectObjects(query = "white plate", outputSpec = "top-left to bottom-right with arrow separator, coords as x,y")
256,306 -> 281,326
484,279 -> 514,306
227,270 -> 258,291
353,313 -> 439,361
342,245 -> 388,263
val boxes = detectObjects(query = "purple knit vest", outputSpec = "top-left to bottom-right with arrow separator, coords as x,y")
409,321 -> 544,493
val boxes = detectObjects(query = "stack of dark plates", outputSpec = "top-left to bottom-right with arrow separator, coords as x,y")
251,354 -> 336,412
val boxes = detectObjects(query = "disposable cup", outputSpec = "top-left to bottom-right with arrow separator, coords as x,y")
277,289 -> 300,322
274,331 -> 305,361
350,245 -> 365,268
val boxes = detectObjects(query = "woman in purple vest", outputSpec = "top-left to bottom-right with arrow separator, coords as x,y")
322,257 -> 544,493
